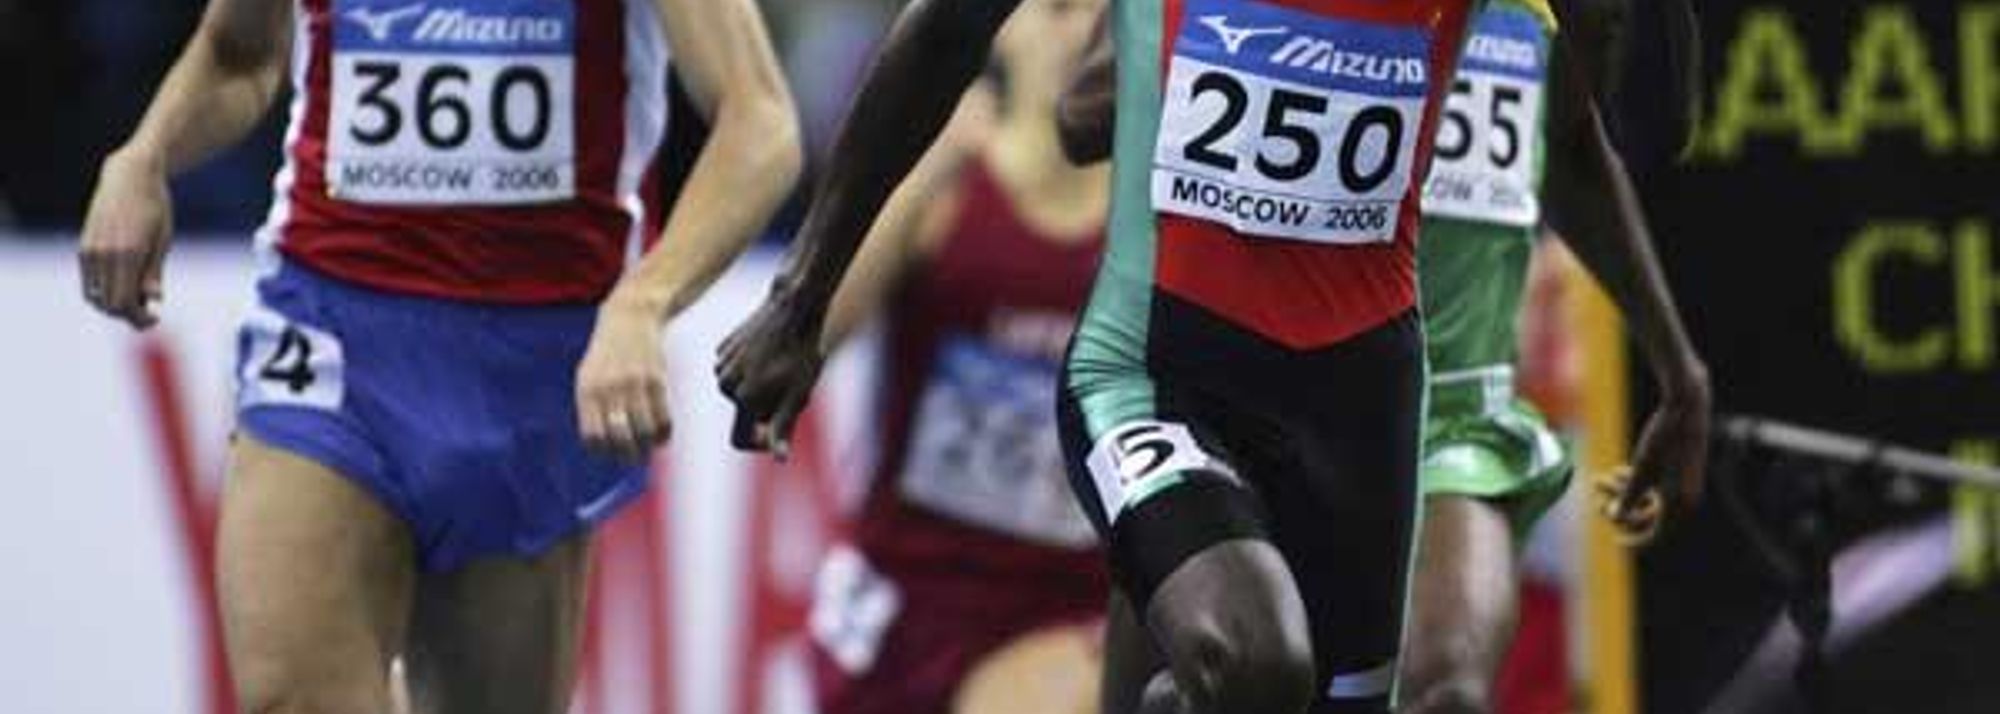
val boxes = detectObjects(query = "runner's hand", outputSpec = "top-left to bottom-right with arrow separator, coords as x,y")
577,301 -> 673,462
79,150 -> 172,330
715,292 -> 822,457
1602,377 -> 1711,543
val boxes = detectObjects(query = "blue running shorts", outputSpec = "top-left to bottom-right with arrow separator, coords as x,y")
233,259 -> 648,572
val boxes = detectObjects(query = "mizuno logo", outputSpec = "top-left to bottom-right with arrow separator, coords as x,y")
413,9 -> 567,45
1268,36 -> 1429,85
1198,14 -> 1288,55
343,3 -> 427,42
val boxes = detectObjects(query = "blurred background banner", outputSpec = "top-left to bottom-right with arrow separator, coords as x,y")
1626,1 -> 2000,712
1639,0 -> 2000,449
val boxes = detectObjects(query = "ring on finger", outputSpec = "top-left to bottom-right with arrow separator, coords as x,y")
611,408 -> 653,447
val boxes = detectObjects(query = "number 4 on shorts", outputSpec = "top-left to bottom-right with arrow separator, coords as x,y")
239,308 -> 345,411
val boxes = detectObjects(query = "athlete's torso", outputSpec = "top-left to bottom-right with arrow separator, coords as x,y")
1098,0 -> 1477,350
859,159 -> 1106,585
1418,0 -> 1556,375
260,0 -> 672,304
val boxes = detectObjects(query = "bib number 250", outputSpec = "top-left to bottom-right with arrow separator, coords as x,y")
1181,72 -> 1404,194
1150,0 -> 1432,245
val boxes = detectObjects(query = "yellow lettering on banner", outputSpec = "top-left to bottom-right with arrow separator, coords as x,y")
1834,221 -> 1948,372
1948,440 -> 1999,588
1827,7 -> 1957,155
1706,9 -> 1833,159
1963,6 -> 2000,153
1957,220 -> 1999,369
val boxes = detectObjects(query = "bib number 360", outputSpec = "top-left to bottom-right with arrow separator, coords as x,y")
1152,0 -> 1433,245
326,0 -> 577,206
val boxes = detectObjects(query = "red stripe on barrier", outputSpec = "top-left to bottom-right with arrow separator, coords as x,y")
638,462 -> 675,714
581,545 -> 609,713
578,451 -> 676,714
136,335 -> 235,714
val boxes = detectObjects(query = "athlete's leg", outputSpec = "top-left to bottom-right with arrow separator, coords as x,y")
401,534 -> 591,714
1144,539 -> 1317,714
951,622 -> 1103,714
219,434 -> 416,714
1064,425 -> 1316,714
1398,495 -> 1519,714
1098,590 -> 1162,714
1097,541 -> 1315,714
1063,409 -> 1317,714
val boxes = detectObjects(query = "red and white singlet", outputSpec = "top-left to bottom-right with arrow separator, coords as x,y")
257,0 -> 671,303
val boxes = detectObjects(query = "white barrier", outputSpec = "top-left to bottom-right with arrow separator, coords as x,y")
0,238 -> 875,714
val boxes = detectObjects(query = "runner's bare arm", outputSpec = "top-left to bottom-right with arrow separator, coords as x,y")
607,0 -> 803,319
717,0 -> 1026,452
774,0 -> 1024,318
575,0 -> 801,460
1543,5 -> 1712,530
107,0 -> 292,176
1055,11 -> 1114,165
80,0 -> 292,329
821,86 -> 996,353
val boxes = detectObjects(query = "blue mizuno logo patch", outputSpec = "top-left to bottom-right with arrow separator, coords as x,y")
1174,0 -> 1432,99
333,0 -> 574,55
1456,5 -> 1549,82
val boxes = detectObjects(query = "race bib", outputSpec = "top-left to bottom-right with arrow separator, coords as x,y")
1152,0 -> 1432,245
1084,419 -> 1233,525
898,336 -> 1096,549
1420,7 -> 1549,227
238,307 -> 345,411
809,546 -> 902,674
327,0 -> 576,205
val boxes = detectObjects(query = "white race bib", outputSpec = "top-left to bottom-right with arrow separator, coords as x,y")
326,0 -> 576,205
898,337 -> 1096,549
1151,0 -> 1433,245
809,546 -> 902,675
1420,7 -> 1550,227
238,307 -> 345,411
1084,419 -> 1233,525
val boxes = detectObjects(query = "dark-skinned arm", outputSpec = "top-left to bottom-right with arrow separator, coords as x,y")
1542,0 -> 1712,536
1056,9 -> 1115,165
717,0 -> 1025,452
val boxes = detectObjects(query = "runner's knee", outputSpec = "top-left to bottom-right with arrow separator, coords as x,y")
1401,626 -> 1496,714
1171,611 -> 1315,714
1398,671 -> 1493,714
1142,538 -> 1314,714
1401,623 -> 1499,706
233,661 -> 383,714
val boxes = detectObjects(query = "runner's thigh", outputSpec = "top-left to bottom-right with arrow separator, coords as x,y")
218,433 -> 416,714
403,533 -> 591,714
